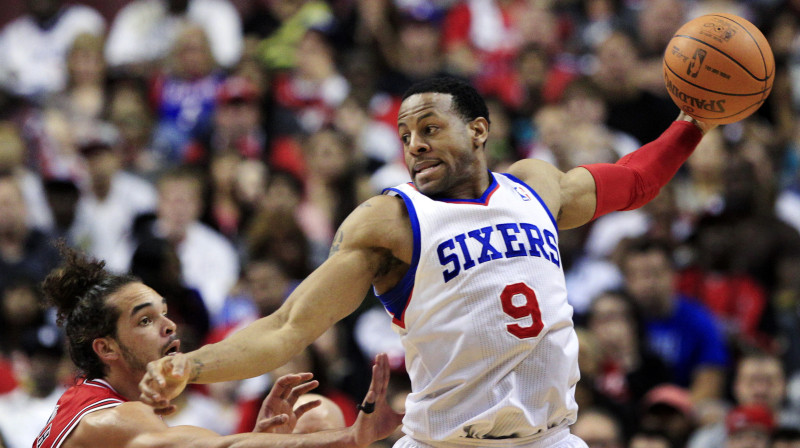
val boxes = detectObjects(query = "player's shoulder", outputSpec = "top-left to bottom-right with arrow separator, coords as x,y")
348,194 -> 408,222
339,194 -> 411,252
70,402 -> 165,446
81,401 -> 162,426
506,158 -> 563,183
505,159 -> 564,206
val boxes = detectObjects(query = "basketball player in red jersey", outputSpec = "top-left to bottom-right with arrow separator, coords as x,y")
33,246 -> 402,448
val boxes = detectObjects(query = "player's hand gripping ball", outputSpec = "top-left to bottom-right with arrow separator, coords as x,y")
663,13 -> 774,125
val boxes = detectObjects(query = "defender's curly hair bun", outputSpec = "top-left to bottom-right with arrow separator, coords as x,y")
42,244 -> 110,326
40,242 -> 139,379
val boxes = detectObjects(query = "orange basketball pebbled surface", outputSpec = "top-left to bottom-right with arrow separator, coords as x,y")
663,13 -> 774,125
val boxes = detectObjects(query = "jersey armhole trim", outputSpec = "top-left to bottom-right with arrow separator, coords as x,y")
375,187 -> 421,327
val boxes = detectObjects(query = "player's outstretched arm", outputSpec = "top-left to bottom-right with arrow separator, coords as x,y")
64,357 -> 399,448
140,195 -> 409,412
130,354 -> 402,448
508,112 -> 712,230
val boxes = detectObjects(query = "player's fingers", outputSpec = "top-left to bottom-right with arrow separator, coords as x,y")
145,359 -> 168,388
273,374 -> 304,399
255,414 -> 288,432
373,353 -> 389,397
281,373 -> 315,399
256,390 -> 271,413
293,399 -> 321,420
138,378 -> 162,403
289,380 -> 319,404
293,372 -> 314,383
360,390 -> 376,411
170,355 -> 186,378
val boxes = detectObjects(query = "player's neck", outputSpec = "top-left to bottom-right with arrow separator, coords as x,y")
102,370 -> 142,402
450,170 -> 492,200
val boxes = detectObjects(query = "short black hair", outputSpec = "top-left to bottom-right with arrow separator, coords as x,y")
618,237 -> 675,267
402,77 -> 490,125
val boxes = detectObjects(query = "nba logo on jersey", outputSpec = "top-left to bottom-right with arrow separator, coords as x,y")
514,185 -> 532,201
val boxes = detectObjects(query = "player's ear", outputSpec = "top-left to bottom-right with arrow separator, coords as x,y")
92,337 -> 120,362
469,118 -> 489,148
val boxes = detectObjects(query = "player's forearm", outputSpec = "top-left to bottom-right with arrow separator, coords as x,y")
580,117 -> 704,220
212,428 -> 362,448
186,313 -> 314,384
129,427 -> 363,448
186,252 -> 374,384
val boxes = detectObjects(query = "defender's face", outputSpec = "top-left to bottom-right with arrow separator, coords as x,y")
109,283 -> 180,374
398,93 -> 479,198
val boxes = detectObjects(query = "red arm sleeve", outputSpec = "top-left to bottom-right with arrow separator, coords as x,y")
580,120 -> 704,221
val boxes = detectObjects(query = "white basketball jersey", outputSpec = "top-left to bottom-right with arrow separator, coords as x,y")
378,172 -> 580,445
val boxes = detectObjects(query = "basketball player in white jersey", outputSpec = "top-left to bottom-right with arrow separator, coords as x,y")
140,77 -> 715,448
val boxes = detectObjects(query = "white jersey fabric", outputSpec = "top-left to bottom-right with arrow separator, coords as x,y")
379,172 -> 580,446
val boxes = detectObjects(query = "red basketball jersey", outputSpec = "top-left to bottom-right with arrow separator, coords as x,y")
33,378 -> 127,448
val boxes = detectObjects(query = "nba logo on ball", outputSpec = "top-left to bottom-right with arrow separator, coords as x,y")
663,14 -> 774,125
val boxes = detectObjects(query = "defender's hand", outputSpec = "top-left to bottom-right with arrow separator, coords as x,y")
254,372 -> 320,433
351,353 -> 405,446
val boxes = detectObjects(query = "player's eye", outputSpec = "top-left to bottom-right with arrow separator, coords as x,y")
400,133 -> 410,145
425,125 -> 438,135
139,316 -> 152,326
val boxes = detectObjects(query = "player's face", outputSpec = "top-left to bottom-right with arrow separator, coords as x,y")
109,283 -> 180,374
398,93 -> 484,199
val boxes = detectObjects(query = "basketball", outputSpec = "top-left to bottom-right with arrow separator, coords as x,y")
662,13 -> 774,125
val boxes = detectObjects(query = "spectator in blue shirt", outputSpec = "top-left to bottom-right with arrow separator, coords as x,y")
618,237 -> 729,404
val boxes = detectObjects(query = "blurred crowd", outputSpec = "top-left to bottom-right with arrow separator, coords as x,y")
1,0 -> 800,447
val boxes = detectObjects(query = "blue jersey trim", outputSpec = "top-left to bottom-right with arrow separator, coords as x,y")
438,172 -> 499,205
376,187 -> 421,321
500,173 -> 559,231
392,173 -> 500,206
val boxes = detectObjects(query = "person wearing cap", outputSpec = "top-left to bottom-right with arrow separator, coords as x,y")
639,384 -> 696,448
187,75 -> 265,164
725,404 -> 775,448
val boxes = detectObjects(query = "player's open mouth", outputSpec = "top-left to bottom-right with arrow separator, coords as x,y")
164,340 -> 181,356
